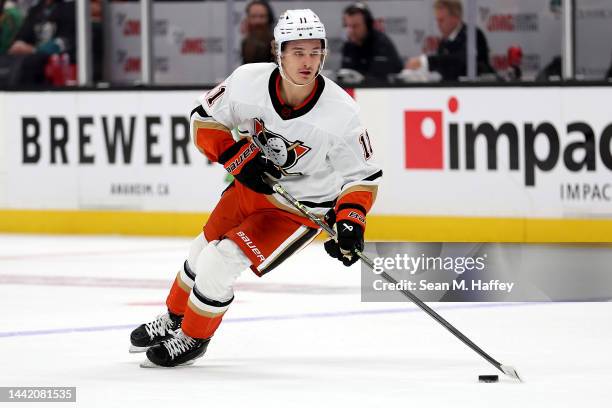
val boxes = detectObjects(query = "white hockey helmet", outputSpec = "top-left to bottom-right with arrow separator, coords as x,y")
274,9 -> 327,85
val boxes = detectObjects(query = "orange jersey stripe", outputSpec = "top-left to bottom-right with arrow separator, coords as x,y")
336,190 -> 374,214
194,127 -> 235,163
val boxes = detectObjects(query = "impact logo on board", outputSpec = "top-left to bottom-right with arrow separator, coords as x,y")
403,97 -> 612,201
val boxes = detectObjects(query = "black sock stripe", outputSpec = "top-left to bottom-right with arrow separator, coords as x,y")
192,285 -> 234,308
183,260 -> 196,281
259,227 -> 319,275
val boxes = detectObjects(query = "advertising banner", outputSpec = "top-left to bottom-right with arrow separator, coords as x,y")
2,91 -> 228,212
357,87 -> 612,219
1,86 -> 611,238
3,87 -> 612,218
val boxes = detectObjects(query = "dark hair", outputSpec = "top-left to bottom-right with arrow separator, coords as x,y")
343,2 -> 374,32
245,0 -> 276,30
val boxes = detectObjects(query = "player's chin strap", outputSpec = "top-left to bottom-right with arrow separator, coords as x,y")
251,133 -> 522,383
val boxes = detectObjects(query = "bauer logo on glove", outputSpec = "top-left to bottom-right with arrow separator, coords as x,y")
347,210 -> 366,225
223,142 -> 259,175
218,138 -> 282,195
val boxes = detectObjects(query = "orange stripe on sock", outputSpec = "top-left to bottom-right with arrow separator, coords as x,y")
182,303 -> 226,339
166,275 -> 190,316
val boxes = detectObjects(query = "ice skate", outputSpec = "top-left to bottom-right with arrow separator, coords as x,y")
140,329 -> 210,368
129,311 -> 182,353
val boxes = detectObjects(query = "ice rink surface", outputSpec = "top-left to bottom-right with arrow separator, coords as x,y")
1,234 -> 611,408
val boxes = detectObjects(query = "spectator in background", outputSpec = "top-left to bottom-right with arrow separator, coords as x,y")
340,2 -> 403,83
7,0 -> 75,84
241,0 -> 275,64
405,0 -> 495,81
0,0 -> 23,54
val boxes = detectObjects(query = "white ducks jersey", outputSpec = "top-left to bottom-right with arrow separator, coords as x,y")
192,62 -> 382,216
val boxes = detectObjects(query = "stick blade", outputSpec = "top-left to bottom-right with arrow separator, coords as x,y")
500,364 -> 522,382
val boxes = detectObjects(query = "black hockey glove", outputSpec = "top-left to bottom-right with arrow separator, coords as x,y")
218,139 -> 282,195
324,208 -> 365,267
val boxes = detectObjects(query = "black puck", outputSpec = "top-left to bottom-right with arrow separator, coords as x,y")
478,375 -> 499,383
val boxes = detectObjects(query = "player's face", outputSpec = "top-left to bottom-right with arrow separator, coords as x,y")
435,7 -> 460,39
343,13 -> 368,45
281,40 -> 325,85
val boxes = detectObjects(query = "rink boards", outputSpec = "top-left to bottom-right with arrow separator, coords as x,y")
1,86 -> 611,241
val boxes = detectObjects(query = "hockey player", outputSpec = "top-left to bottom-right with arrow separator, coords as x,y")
130,8 -> 382,368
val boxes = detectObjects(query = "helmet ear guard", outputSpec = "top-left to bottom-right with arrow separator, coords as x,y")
273,9 -> 328,87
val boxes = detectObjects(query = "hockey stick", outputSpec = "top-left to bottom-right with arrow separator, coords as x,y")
251,146 -> 521,381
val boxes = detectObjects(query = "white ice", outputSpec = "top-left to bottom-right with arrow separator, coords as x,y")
1,234 -> 611,408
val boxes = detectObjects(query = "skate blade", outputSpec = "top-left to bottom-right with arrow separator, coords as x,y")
139,359 -> 196,369
129,345 -> 149,353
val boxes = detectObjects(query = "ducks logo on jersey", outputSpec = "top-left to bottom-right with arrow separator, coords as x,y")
253,118 -> 311,176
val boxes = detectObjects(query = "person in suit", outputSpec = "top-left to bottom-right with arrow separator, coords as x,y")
405,0 -> 495,81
